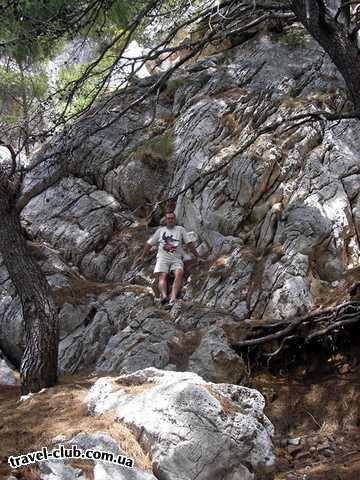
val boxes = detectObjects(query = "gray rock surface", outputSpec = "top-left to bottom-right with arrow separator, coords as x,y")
0,358 -> 17,385
1,22 -> 359,383
87,368 -> 275,480
38,461 -> 87,480
188,325 -> 245,384
58,289 -> 177,374
69,432 -> 157,480
22,176 -> 122,265
32,432 -> 156,480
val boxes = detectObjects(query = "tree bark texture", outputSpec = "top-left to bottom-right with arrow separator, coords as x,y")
291,0 -> 360,111
0,178 -> 59,395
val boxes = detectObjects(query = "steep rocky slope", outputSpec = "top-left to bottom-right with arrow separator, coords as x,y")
1,20 -> 360,480
1,22 -> 359,377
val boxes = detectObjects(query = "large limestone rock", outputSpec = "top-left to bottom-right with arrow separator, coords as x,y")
38,461 -> 87,480
33,432 -> 156,480
22,176 -> 122,264
87,368 -> 275,480
0,242 -> 246,379
187,325 -> 245,384
1,22 -> 359,380
68,432 -> 157,480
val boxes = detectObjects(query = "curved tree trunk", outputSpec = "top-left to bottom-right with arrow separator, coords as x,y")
291,0 -> 360,111
0,176 -> 59,395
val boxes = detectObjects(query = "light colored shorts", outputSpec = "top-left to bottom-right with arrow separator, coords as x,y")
154,257 -> 184,274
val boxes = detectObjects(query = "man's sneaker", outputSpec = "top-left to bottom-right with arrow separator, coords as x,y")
160,297 -> 169,305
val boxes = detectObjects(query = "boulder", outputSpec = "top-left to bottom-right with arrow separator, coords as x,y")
69,432 -> 157,480
87,368 -> 275,480
188,325 -> 246,384
38,462 -> 86,480
1,22 -> 360,386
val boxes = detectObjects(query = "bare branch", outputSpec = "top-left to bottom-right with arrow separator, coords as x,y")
234,301 -> 360,358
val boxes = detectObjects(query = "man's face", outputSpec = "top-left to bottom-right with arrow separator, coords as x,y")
165,214 -> 176,228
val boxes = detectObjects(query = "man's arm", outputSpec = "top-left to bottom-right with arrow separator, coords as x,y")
137,228 -> 160,262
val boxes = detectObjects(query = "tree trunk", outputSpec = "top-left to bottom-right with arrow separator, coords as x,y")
18,61 -> 31,159
291,0 -> 360,111
0,182 -> 59,395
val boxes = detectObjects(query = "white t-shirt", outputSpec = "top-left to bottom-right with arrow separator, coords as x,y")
147,226 -> 191,261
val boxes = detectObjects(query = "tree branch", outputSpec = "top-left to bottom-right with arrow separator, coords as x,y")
234,301 -> 360,356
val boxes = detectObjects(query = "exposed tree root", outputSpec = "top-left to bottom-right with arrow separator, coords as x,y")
235,300 -> 360,359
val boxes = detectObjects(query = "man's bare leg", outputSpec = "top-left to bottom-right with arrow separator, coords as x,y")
158,273 -> 168,300
170,268 -> 183,302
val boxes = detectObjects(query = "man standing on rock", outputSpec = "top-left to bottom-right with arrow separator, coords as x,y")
138,212 -> 200,307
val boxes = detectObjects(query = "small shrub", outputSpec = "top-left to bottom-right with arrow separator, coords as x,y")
223,112 -> 238,131
136,133 -> 174,169
279,29 -> 306,47
165,78 -> 186,99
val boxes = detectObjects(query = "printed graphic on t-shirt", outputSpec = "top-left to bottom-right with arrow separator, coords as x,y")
162,231 -> 179,253
148,226 -> 189,260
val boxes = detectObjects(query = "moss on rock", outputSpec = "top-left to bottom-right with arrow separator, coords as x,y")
135,133 -> 174,169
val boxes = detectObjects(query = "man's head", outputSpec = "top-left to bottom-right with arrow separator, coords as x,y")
165,212 -> 177,228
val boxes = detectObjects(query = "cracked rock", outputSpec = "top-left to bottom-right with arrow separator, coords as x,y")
86,368 -> 275,480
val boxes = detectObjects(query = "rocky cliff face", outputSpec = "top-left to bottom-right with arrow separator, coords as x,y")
0,23 -> 359,382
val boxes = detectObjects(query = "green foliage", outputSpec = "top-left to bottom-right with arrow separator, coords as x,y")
106,1 -> 146,29
55,43 -> 122,118
1,112 -> 22,128
0,0 -> 142,143
165,78 -> 186,99
1,0 -> 71,62
135,134 -> 174,168
0,64 -> 48,140
56,63 -> 90,116
288,85 -> 300,98
0,0 -> 141,63
279,29 -> 306,47
0,65 -> 48,100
